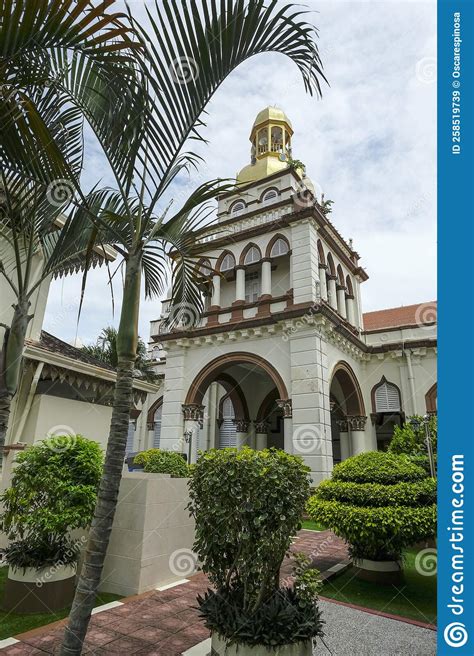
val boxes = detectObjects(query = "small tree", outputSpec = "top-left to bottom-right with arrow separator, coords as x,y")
389,414 -> 437,475
307,451 -> 436,562
0,435 -> 103,570
189,447 -> 324,648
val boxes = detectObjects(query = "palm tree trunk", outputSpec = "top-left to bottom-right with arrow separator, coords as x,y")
0,296 -> 31,451
61,254 -> 141,655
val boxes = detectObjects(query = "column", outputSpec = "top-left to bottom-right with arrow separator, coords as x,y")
348,415 -> 368,455
318,264 -> 328,301
254,421 -> 269,450
346,294 -> 356,326
327,276 -> 338,311
261,259 -> 272,297
233,419 -> 250,449
276,399 -> 293,454
211,274 -> 221,307
336,284 -> 347,318
235,266 -> 245,301
336,419 -> 351,461
290,220 -> 320,305
182,403 -> 204,464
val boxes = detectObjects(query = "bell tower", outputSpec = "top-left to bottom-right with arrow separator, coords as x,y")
237,106 -> 294,184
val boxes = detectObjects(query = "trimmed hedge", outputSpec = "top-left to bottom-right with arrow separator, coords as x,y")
133,449 -> 190,477
332,451 -> 427,484
307,451 -> 437,561
316,478 -> 436,507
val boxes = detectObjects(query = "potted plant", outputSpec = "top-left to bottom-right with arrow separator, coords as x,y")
307,451 -> 437,584
0,435 -> 103,613
188,447 -> 325,655
133,448 -> 190,477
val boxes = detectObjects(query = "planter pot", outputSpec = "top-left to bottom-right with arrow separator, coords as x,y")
353,558 -> 403,585
211,633 -> 313,655
2,563 -> 77,614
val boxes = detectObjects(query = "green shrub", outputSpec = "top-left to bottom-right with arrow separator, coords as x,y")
189,447 -> 324,648
0,435 -> 103,569
307,451 -> 436,562
389,415 -> 437,475
133,448 -> 189,477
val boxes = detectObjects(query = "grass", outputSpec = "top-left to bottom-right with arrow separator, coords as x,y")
0,566 -> 122,640
301,519 -> 327,531
320,549 -> 436,625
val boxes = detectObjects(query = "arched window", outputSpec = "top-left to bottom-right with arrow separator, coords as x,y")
197,259 -> 212,277
262,188 -> 279,204
374,379 -> 401,413
219,396 -> 236,448
152,403 -> 162,448
270,238 -> 289,257
230,200 -> 246,216
243,245 -> 261,266
220,252 -> 235,272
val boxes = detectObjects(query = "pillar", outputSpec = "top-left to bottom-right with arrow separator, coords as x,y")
336,419 -> 351,461
346,294 -> 356,326
261,259 -> 272,297
233,419 -> 250,449
254,421 -> 269,450
182,403 -> 204,464
336,285 -> 347,318
327,276 -> 338,310
235,266 -> 245,301
348,415 -> 368,455
276,399 -> 293,454
211,274 -> 221,307
318,264 -> 328,301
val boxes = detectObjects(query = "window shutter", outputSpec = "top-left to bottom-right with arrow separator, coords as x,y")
153,404 -> 162,448
375,382 -> 401,412
126,421 -> 135,454
219,397 -> 236,448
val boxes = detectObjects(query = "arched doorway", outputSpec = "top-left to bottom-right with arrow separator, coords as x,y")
184,352 -> 291,461
329,361 -> 366,463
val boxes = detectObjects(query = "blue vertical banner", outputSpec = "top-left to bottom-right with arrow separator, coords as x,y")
438,0 -> 474,654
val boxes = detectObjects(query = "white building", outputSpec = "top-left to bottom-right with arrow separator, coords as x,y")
138,107 -> 437,484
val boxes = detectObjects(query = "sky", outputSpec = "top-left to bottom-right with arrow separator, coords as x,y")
43,0 -> 437,346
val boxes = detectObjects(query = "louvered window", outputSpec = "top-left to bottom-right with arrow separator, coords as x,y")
220,253 -> 235,272
262,189 -> 278,204
153,404 -> 162,448
219,397 -> 236,448
375,382 -> 401,412
231,201 -> 245,215
270,238 -> 289,257
126,421 -> 136,454
244,246 -> 260,266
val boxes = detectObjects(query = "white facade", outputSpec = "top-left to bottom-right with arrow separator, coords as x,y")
139,109 -> 437,485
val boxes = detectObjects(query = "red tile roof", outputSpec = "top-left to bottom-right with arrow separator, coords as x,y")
363,301 -> 437,331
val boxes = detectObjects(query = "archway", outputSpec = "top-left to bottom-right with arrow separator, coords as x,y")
184,352 -> 290,459
329,361 -> 366,463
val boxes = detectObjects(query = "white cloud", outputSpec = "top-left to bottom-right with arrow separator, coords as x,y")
44,0 -> 436,343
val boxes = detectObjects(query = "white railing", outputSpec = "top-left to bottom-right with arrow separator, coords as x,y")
197,205 -> 291,244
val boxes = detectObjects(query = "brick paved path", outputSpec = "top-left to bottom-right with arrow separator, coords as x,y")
2,530 -> 347,655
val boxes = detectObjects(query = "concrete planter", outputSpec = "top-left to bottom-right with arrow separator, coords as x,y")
99,472 -> 195,596
3,563 -> 77,614
211,633 -> 313,655
353,558 -> 403,585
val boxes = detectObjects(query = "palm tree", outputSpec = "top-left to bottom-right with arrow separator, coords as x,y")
0,1 -> 142,451
82,326 -> 158,382
3,2 -> 326,653
59,2 -> 325,651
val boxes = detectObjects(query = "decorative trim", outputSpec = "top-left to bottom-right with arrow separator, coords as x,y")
347,415 -> 368,431
276,398 -> 292,418
182,403 -> 205,421
233,419 -> 251,433
336,419 -> 349,433
254,420 -> 270,433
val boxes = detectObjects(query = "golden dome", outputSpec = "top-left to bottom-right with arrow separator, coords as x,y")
237,106 -> 294,185
252,106 -> 293,132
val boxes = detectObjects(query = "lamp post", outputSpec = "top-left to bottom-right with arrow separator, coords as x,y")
409,415 -> 436,478
184,430 -> 193,464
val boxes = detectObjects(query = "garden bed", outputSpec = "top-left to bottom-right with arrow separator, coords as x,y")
320,549 -> 436,625
0,567 -> 122,640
